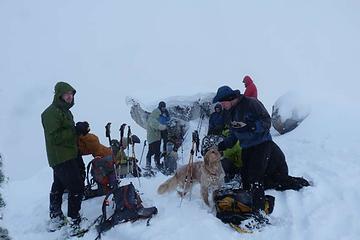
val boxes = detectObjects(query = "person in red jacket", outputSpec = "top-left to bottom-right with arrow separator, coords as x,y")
243,75 -> 258,99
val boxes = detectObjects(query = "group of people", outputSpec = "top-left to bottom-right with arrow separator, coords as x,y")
42,76 -> 309,231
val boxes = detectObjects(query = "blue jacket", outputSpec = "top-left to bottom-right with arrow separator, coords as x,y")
221,96 -> 272,149
208,111 -> 225,135
159,109 -> 170,125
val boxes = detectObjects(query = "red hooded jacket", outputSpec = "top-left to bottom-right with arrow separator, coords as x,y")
243,75 -> 258,99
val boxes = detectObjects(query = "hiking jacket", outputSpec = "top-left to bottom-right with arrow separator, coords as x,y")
147,108 -> 166,144
208,111 -> 225,135
223,141 -> 242,168
221,96 -> 272,149
41,82 -> 78,168
78,133 -> 112,158
243,77 -> 258,99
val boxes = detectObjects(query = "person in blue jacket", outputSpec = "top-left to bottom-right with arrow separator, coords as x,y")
214,86 -> 309,213
208,103 -> 225,135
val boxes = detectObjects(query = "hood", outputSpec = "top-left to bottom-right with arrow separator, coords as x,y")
243,75 -> 253,86
52,82 -> 76,109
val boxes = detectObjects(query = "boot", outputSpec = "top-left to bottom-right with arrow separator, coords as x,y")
48,213 -> 67,232
49,191 -> 63,219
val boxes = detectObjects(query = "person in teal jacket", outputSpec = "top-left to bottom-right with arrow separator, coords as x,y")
145,101 -> 168,170
41,82 -> 86,231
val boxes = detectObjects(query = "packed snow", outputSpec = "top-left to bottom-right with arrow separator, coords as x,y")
1,1 -> 360,240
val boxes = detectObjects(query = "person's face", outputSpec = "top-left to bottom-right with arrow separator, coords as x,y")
243,81 -> 248,87
61,91 -> 74,104
220,101 -> 232,110
215,107 -> 221,113
160,106 -> 166,112
220,97 -> 239,110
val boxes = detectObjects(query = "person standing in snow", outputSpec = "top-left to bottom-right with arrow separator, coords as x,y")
243,75 -> 258,99
159,102 -> 170,154
145,101 -> 168,171
207,103 -> 226,135
213,86 -> 309,213
41,82 -> 87,231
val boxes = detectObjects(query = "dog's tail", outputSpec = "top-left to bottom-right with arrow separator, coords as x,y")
157,175 -> 179,194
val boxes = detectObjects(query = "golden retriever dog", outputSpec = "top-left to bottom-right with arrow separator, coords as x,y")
157,148 -> 225,206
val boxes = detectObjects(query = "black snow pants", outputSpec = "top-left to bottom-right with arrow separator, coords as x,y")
50,156 -> 85,219
146,140 -> 161,167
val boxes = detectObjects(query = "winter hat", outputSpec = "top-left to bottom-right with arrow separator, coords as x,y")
158,101 -> 166,109
214,103 -> 222,111
212,86 -> 241,103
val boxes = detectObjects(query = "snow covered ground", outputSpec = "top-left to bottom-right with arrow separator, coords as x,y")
1,1 -> 360,239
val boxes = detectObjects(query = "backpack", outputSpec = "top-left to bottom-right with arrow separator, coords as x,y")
84,155 -> 118,200
213,188 -> 274,225
96,183 -> 158,236
163,141 -> 178,175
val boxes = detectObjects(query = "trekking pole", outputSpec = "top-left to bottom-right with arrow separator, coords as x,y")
105,122 -> 112,146
119,124 -> 126,148
179,132 -> 197,207
180,130 -> 189,164
139,140 -> 147,165
105,123 -> 121,186
127,126 -> 132,176
131,138 -> 141,188
196,113 -> 205,136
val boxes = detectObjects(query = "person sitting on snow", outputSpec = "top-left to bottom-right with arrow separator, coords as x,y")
214,85 -> 310,213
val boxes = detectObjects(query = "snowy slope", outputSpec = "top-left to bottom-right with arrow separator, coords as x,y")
1,1 -> 360,240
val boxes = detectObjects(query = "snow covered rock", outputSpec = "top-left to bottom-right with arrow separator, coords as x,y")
271,92 -> 310,135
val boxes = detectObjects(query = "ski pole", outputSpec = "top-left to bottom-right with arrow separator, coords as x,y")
105,122 -> 112,146
127,126 -> 132,176
131,140 -> 141,188
139,140 -> 147,165
105,122 -> 120,186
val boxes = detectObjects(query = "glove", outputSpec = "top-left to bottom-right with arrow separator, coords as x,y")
217,141 -> 226,151
75,121 -> 90,136
158,124 -> 167,131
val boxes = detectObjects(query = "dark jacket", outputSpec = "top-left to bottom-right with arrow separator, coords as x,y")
208,111 -> 225,135
42,82 -> 78,168
221,96 -> 272,149
243,76 -> 258,99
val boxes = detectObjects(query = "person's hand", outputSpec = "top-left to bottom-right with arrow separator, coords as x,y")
159,124 -> 167,131
75,121 -> 90,136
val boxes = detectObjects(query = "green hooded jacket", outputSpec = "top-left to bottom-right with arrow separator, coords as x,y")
41,82 -> 78,168
147,108 -> 164,144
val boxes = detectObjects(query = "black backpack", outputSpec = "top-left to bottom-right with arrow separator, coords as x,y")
95,183 -> 158,236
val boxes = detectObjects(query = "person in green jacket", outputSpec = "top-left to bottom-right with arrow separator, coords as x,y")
41,82 -> 87,231
145,101 -> 168,171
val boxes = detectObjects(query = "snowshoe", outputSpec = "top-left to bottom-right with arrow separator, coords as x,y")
142,166 -> 157,177
47,214 -> 68,232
